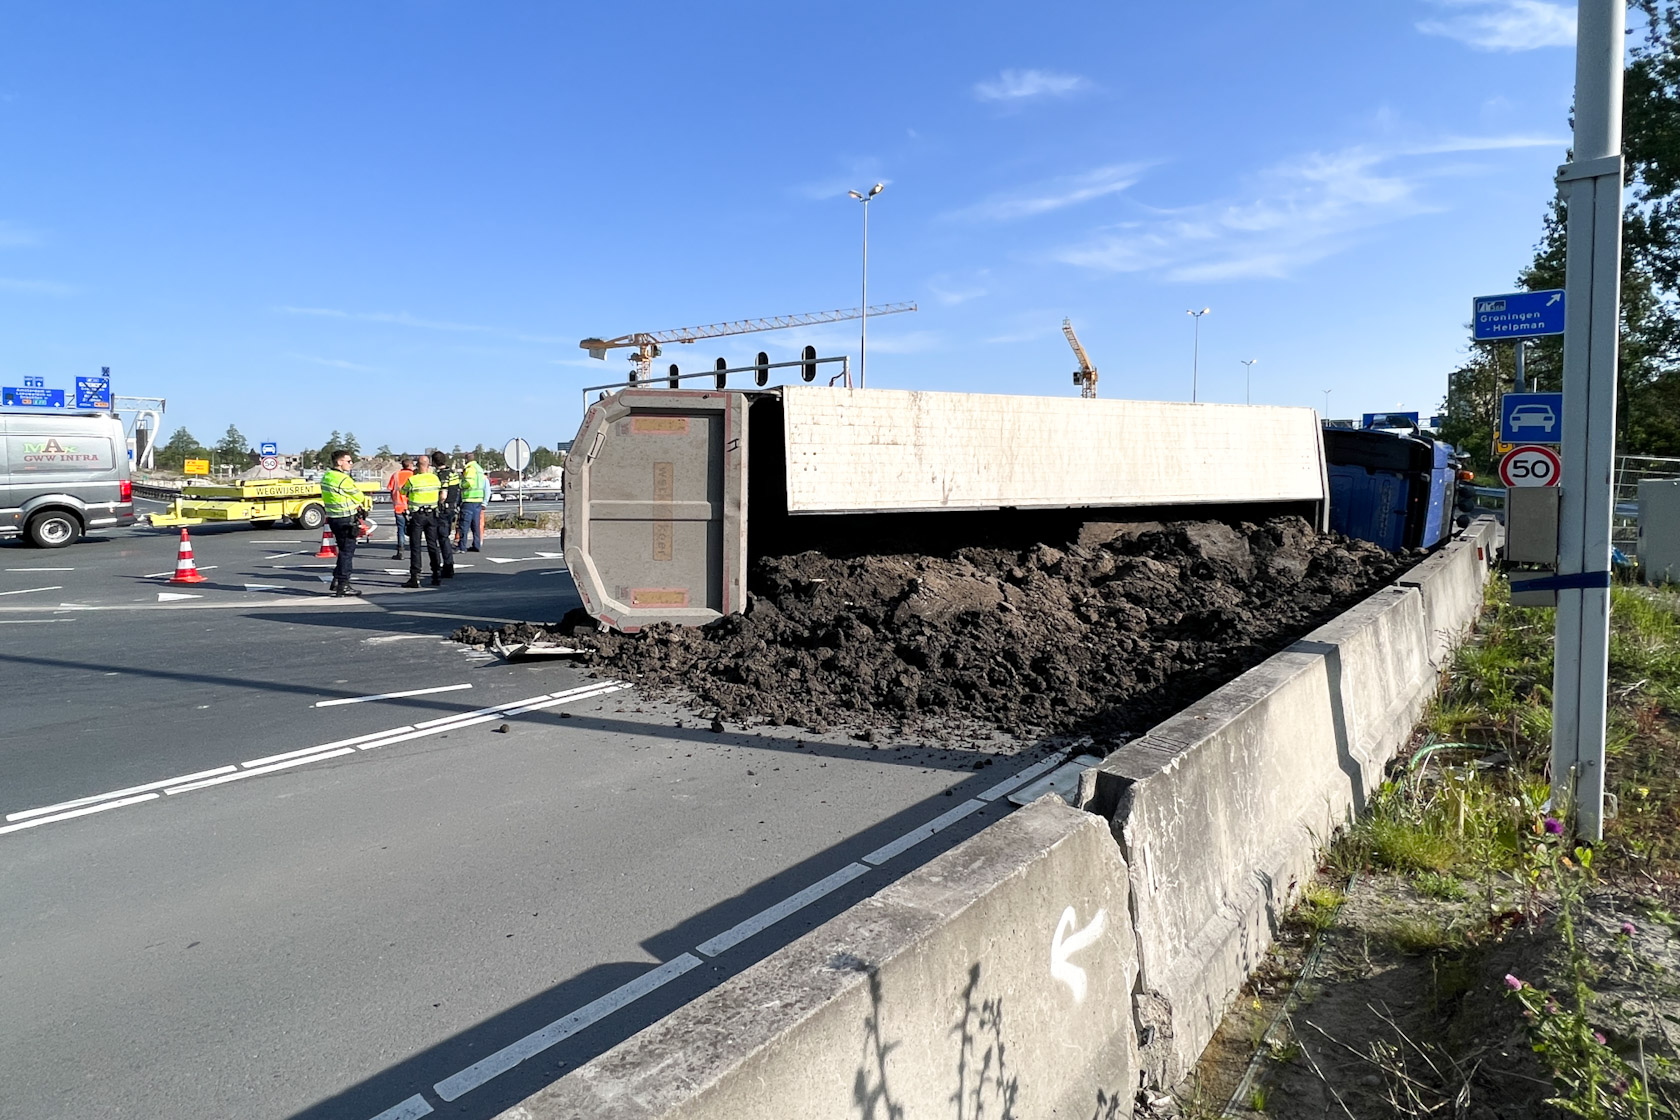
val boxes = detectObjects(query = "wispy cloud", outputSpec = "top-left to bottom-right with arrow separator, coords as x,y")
973,68 -> 1090,102
0,221 -> 41,248
275,305 -> 565,346
1416,0 -> 1576,52
0,276 -> 73,295
926,270 -> 989,306
1055,134 -> 1564,283
945,163 -> 1149,223
287,352 -> 377,371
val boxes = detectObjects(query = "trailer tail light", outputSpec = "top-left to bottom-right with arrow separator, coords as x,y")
1457,470 -> 1475,482
120,479 -> 132,502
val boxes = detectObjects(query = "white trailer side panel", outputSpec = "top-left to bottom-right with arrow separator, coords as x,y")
778,387 -> 1326,514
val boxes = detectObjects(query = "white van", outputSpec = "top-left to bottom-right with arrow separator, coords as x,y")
1,411 -> 136,546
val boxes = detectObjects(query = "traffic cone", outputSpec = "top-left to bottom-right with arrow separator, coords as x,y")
169,528 -> 208,584
314,526 -> 338,559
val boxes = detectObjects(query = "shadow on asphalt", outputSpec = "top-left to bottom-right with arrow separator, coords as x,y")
283,751 -> 1052,1120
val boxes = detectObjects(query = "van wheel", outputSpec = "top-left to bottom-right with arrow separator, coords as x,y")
297,504 -> 326,530
27,511 -> 81,548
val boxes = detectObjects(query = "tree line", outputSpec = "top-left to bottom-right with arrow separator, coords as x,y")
151,425 -> 565,474
1441,3 -> 1680,473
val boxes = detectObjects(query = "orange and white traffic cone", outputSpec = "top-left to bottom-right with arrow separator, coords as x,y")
169,528 -> 208,584
314,526 -> 338,559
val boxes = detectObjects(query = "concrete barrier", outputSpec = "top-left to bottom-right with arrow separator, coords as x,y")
1084,521 -> 1496,1084
498,521 -> 1498,1115
501,801 -> 1137,1120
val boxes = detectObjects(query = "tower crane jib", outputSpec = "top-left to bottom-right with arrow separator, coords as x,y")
1062,318 -> 1099,399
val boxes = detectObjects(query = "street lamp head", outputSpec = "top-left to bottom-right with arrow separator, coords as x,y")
869,182 -> 884,197
848,190 -> 864,200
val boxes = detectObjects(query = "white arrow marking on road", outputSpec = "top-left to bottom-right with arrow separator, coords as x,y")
535,551 -> 564,558
485,556 -> 541,564
244,584 -> 285,592
0,585 -> 63,597
157,592 -> 202,602
1050,905 -> 1107,1002
314,682 -> 473,708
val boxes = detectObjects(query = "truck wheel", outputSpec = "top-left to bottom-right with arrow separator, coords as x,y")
27,510 -> 81,548
297,504 -> 326,530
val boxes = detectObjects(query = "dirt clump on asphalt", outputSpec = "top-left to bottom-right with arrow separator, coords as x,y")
458,516 -> 1415,740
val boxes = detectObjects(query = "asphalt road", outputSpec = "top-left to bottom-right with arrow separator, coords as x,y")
0,516 -> 1063,1120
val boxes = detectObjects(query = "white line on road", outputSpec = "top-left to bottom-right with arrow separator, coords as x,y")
432,954 -> 704,1103
0,585 -> 62,597
314,683 -> 472,708
977,750 -> 1071,801
142,566 -> 217,578
164,748 -> 359,793
0,618 -> 73,624
2,682 -> 630,835
0,794 -> 161,835
367,1095 -> 433,1120
695,862 -> 872,957
862,798 -> 988,866
6,766 -> 239,821
5,567 -> 73,572
362,633 -> 430,643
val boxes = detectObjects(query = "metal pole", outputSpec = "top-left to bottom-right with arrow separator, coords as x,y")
1551,0 -> 1624,842
1242,358 -> 1258,405
1192,317 -> 1199,402
1515,339 -> 1527,393
860,199 -> 868,390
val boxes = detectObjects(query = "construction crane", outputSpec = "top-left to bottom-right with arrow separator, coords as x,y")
579,302 -> 917,384
1063,318 -> 1099,398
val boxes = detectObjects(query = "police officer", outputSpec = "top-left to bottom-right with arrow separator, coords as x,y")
400,454 -> 445,588
321,448 -> 371,596
458,451 -> 487,552
436,452 -> 462,579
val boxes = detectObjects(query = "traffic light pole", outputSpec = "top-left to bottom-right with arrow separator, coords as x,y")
1551,0 -> 1624,842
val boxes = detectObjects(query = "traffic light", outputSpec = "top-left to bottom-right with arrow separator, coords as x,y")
755,351 -> 770,387
715,357 -> 728,390
668,363 -> 680,390
802,345 -> 817,382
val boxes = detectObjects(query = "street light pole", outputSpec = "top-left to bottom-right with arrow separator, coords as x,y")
1322,388 -> 1332,416
1241,358 -> 1259,405
1185,308 -> 1210,402
848,183 -> 885,389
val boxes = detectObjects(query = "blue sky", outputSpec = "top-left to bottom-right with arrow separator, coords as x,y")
0,1 -> 1602,453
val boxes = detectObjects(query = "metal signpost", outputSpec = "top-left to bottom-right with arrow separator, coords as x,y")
504,437 -> 532,519
1552,0 -> 1623,842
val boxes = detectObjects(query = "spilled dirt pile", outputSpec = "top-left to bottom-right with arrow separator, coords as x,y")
457,516 -> 1415,740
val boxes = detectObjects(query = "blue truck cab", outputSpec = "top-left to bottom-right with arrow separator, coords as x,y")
1323,425 -> 1459,551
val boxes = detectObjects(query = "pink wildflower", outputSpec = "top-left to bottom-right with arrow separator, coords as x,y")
1621,921 -> 1637,936
1543,816 -> 1565,835
1504,974 -> 1524,990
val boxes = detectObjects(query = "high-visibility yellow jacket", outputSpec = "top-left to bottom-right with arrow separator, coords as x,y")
461,461 -> 488,503
321,469 -> 370,518
402,470 -> 442,508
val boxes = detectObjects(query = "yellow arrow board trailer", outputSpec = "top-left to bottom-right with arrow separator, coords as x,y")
564,386 -> 1331,631
146,477 -> 380,530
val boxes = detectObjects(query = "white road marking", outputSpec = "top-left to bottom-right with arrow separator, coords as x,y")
695,863 -> 872,957
362,633 -> 429,644
0,585 -> 62,597
0,794 -> 161,835
5,766 -> 239,821
314,683 -> 473,708
164,748 -> 359,793
5,567 -> 74,572
243,583 -> 284,592
484,556 -> 542,564
0,618 -> 73,624
432,954 -> 703,1102
142,566 -> 217,578
977,751 -> 1072,801
534,551 -> 564,558
157,592 -> 201,602
367,1095 -> 433,1120
1,682 -> 630,836
862,799 -> 988,866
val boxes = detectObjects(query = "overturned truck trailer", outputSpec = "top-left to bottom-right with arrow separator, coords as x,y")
563,386 -> 1329,631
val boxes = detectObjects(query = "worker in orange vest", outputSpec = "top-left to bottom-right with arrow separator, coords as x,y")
386,457 -> 414,559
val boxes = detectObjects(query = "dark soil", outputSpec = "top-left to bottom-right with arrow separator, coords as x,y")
456,515 -> 1417,741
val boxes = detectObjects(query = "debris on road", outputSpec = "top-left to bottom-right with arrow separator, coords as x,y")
459,517 -> 1415,741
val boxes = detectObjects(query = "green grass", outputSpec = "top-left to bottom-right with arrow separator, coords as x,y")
1415,870 -> 1468,901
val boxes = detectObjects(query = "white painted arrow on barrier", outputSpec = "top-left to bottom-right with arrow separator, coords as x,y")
1050,905 -> 1107,1002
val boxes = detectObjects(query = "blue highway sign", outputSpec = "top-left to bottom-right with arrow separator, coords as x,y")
76,375 -> 111,409
1500,392 -> 1564,444
3,386 -> 66,408
1473,289 -> 1566,340
1363,411 -> 1420,429
260,441 -> 278,457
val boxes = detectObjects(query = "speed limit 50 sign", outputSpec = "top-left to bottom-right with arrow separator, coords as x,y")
1500,444 -> 1562,487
